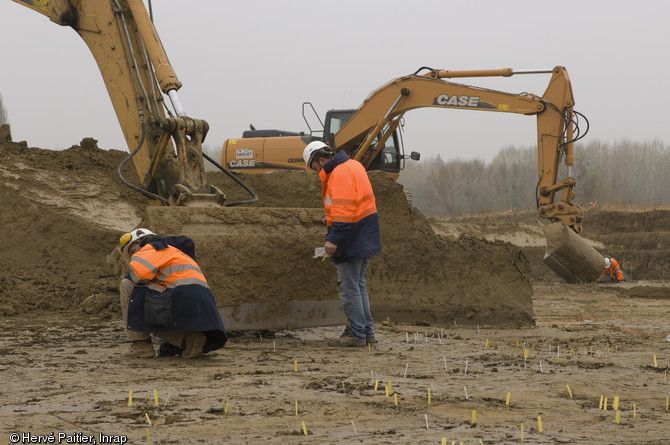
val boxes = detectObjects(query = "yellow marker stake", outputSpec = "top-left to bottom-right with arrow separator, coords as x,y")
537,416 -> 543,433
604,397 -> 608,411
294,360 -> 298,372
471,410 -> 476,425
385,386 -> 389,397
613,396 -> 620,411
368,343 -> 371,351
633,403 -> 636,418
145,412 -> 152,426
146,429 -> 150,445
523,348 -> 529,358
153,389 -> 159,407
394,393 -> 398,406
506,392 -> 511,406
485,339 -> 489,348
301,421 -> 307,436
615,410 -> 620,424
428,388 -> 431,405
480,440 -> 484,445
666,396 -> 669,411
654,355 -> 658,368
442,439 -> 447,445
566,384 -> 573,399
374,380 -> 378,391
516,339 -> 519,348
128,390 -> 133,407
599,395 -> 604,410
295,400 -> 298,416
521,423 -> 524,442
224,400 -> 229,414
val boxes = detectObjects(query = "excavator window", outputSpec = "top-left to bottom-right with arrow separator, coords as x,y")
366,132 -> 401,173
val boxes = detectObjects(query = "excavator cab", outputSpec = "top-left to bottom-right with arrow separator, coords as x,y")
221,104 -> 419,177
323,108 -> 409,176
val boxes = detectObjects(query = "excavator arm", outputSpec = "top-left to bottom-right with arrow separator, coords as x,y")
11,0 -> 224,206
334,66 -> 604,282
335,66 -> 584,232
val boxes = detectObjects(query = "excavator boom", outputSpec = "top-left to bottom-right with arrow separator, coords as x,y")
11,0 -> 223,206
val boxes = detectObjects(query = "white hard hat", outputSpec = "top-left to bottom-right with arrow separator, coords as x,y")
303,141 -> 328,166
120,228 -> 155,251
603,256 -> 611,268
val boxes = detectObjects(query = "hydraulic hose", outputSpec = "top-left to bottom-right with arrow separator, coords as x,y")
202,152 -> 259,207
116,112 -> 170,206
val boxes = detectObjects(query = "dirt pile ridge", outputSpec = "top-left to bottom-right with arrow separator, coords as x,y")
0,124 -> 533,325
433,207 -> 670,282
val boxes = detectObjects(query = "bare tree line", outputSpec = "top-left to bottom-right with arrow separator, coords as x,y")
399,140 -> 670,217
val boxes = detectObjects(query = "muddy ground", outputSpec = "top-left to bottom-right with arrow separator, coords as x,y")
2,126 -> 670,444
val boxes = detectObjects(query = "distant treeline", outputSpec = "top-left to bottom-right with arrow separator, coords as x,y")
398,140 -> 670,217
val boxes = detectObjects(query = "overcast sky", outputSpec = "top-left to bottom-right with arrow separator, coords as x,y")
1,0 -> 669,163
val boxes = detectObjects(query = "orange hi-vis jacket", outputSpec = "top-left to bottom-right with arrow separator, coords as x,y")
605,258 -> 623,281
129,243 -> 209,292
318,151 -> 381,264
319,158 -> 377,226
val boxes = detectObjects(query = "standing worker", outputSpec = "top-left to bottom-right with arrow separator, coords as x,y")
599,255 -> 625,282
119,228 -> 227,358
303,141 -> 382,347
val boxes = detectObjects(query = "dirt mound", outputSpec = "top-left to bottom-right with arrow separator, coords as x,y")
623,285 -> 670,299
0,126 -> 146,315
0,125 -> 533,326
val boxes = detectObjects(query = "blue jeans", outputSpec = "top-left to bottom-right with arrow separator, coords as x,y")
335,257 -> 374,340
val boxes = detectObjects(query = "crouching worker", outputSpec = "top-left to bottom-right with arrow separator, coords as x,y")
598,255 -> 625,283
119,228 -> 227,358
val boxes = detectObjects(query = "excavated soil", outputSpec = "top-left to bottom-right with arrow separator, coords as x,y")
2,125 -> 670,444
0,124 -> 532,326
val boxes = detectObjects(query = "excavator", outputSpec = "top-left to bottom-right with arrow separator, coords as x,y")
8,0 -> 600,331
222,67 -> 606,283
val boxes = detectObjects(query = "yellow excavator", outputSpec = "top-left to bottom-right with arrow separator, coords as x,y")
9,0 -> 600,331
223,67 -> 605,282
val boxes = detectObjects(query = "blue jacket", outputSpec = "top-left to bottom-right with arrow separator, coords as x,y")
319,151 -> 382,264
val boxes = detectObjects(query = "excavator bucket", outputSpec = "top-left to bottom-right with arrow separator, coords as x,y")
542,222 -> 605,283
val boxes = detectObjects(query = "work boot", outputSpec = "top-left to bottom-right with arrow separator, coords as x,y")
157,342 -> 182,357
342,321 -> 376,344
328,334 -> 366,347
181,332 -> 207,359
123,339 -> 155,358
